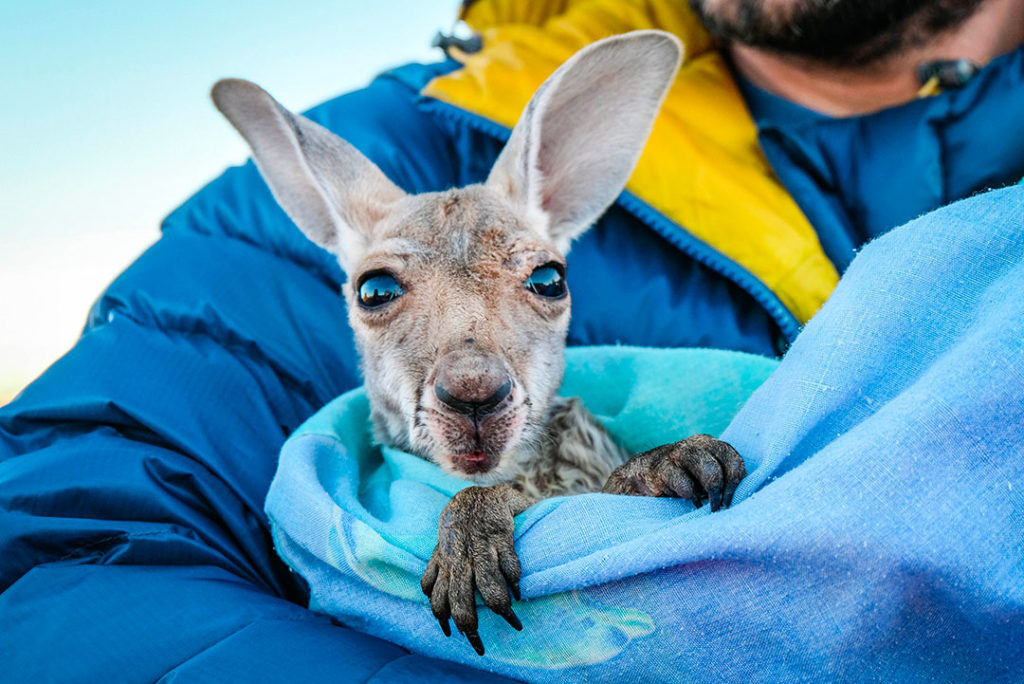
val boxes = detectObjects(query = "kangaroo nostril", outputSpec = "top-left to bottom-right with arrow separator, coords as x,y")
433,349 -> 513,416
486,378 -> 512,409
435,378 -> 512,416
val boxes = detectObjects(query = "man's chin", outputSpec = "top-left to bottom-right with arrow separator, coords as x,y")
688,0 -> 986,67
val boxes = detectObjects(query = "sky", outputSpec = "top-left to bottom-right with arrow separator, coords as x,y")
0,0 -> 459,404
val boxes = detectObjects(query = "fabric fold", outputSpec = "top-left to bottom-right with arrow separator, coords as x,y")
268,185 -> 1024,681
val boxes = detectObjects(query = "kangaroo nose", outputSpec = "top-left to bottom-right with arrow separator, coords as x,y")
434,351 -> 512,416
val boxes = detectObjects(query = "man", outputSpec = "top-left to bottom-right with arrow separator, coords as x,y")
694,0 -> 1024,270
1,0 -> 1021,680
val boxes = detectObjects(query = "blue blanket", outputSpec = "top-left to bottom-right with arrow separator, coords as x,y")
267,185 -> 1024,682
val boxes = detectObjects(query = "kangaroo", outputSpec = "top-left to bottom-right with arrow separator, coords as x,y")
212,30 -> 746,657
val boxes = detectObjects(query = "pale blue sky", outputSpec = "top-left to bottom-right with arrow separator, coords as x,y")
0,1 -> 458,401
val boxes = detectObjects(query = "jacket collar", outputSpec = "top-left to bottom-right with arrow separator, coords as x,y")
421,0 -> 838,326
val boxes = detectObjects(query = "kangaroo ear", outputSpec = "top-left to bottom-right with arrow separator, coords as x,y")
212,79 -> 406,271
486,30 -> 682,253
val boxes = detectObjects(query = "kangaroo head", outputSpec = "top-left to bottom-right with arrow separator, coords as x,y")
212,31 -> 681,483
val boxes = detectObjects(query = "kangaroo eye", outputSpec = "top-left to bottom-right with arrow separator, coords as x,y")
357,271 -> 404,309
524,263 -> 567,299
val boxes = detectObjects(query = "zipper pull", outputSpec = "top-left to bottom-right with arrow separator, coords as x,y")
916,59 -> 980,92
432,30 -> 483,58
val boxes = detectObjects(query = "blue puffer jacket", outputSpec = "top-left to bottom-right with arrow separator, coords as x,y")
2,14 -> 1023,683
0,61 -> 773,683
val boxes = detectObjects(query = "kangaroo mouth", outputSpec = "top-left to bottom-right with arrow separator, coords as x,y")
428,405 -> 527,479
450,449 -> 494,474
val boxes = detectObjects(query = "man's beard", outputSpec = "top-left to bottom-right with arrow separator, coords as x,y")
688,0 -> 988,66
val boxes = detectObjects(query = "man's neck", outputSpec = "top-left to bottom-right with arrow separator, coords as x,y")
728,0 -> 1024,117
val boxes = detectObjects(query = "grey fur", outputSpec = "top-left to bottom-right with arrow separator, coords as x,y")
214,31 -> 746,656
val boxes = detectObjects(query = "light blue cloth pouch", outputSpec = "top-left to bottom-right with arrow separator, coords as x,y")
267,185 -> 1024,682
267,347 -> 777,671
